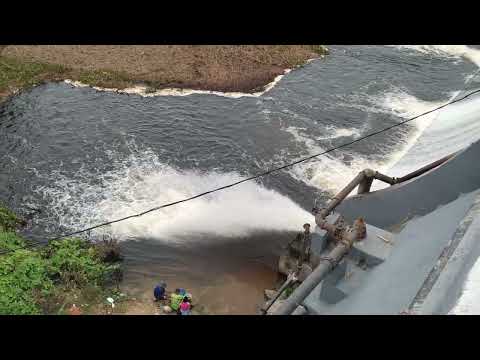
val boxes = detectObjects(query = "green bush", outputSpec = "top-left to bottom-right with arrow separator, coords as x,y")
0,250 -> 53,314
0,204 -> 20,232
0,202 -> 122,314
44,238 -> 120,287
0,231 -> 26,251
0,234 -> 122,314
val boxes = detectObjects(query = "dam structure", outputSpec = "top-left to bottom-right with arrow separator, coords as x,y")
269,137 -> 480,315
265,71 -> 480,315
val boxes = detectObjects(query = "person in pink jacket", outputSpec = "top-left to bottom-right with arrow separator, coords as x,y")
179,297 -> 191,315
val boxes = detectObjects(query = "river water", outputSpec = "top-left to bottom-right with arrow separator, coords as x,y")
1,45 -> 480,314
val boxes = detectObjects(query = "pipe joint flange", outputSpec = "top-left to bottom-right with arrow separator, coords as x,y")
362,168 -> 376,178
319,256 -> 338,268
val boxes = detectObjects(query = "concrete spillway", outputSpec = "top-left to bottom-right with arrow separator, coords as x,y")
282,139 -> 480,315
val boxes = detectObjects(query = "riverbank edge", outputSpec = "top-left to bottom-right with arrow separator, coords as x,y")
0,45 -> 328,104
0,204 -> 230,315
0,203 -> 126,315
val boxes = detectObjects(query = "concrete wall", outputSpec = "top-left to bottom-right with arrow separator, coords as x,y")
324,190 -> 479,314
419,194 -> 480,314
337,139 -> 480,229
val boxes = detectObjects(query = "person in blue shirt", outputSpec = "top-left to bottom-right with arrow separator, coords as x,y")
154,282 -> 167,302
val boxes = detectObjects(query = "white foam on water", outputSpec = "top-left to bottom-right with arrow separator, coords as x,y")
384,93 -> 480,179
64,69 -> 294,99
315,125 -> 362,140
283,126 -> 374,193
283,88 -> 454,194
34,145 -> 312,243
391,45 -> 480,68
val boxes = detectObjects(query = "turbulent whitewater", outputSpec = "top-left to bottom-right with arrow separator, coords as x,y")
2,45 -> 480,313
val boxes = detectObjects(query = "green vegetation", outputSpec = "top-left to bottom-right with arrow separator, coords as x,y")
75,68 -> 133,90
0,56 -> 68,96
0,202 -> 23,232
309,45 -> 329,56
0,204 -> 122,315
0,55 -> 134,102
284,287 -> 293,298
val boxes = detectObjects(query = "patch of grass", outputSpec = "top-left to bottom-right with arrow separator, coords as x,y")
74,68 -> 133,89
0,56 -> 134,101
309,45 -> 329,56
0,231 -> 26,251
0,203 -> 21,232
0,56 -> 68,95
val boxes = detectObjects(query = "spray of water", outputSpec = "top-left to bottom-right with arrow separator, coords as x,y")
34,145 -> 313,242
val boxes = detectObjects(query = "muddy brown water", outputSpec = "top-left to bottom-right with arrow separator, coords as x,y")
118,233 -> 288,314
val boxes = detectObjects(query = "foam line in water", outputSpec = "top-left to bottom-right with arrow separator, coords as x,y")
390,45 -> 480,68
64,74 -> 288,99
64,67 -> 299,99
33,146 -> 313,242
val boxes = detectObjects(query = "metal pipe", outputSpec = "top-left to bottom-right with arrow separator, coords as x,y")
358,169 -> 396,194
317,152 -> 457,218
357,176 -> 374,194
272,228 -> 359,315
373,172 -> 396,185
292,305 -> 308,315
318,220 -> 336,233
319,172 -> 366,219
395,152 -> 457,184
274,152 -> 457,315
262,273 -> 297,314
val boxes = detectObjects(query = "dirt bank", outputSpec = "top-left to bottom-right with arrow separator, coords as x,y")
114,257 -> 278,315
0,45 -> 327,102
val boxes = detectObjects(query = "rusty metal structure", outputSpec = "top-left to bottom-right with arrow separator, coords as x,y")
264,151 -> 458,315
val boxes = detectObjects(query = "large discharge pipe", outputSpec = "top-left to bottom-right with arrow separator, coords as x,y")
271,228 -> 359,315
269,152 -> 456,315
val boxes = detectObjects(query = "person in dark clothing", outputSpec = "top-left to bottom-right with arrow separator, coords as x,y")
299,223 -> 311,264
286,223 -> 311,262
154,282 -> 167,301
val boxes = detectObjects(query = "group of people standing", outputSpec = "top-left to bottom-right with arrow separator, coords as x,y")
154,282 -> 192,315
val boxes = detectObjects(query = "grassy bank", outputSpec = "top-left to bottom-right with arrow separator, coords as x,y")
0,203 -> 123,315
0,55 -> 133,102
0,45 -> 328,102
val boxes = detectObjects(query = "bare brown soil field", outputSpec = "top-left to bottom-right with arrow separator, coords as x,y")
0,45 -> 327,102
